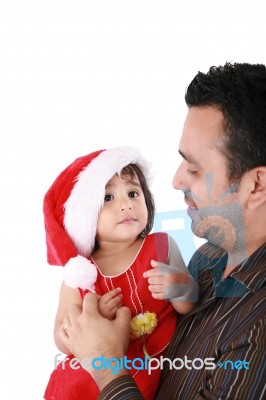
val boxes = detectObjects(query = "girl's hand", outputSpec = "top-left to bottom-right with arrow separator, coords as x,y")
98,287 -> 123,319
144,259 -> 197,301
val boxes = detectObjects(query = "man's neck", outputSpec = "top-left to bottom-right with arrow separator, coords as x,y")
223,235 -> 266,278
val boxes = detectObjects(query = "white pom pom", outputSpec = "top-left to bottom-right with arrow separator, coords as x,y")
63,255 -> 98,292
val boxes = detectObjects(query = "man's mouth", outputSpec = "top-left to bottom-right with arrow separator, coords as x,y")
184,197 -> 197,210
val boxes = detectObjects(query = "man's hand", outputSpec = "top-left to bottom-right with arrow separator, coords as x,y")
98,288 -> 123,319
59,292 -> 131,389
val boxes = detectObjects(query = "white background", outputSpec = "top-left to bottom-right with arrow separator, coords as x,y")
0,0 -> 265,398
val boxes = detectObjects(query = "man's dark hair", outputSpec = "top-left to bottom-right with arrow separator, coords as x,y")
185,62 -> 266,180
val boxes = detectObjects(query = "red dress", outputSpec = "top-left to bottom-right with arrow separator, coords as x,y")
44,233 -> 178,400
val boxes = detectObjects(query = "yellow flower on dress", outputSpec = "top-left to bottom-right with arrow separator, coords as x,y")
130,311 -> 158,339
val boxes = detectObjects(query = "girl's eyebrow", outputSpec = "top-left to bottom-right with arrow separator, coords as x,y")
105,179 -> 141,188
105,181 -> 112,188
123,179 -> 141,187
178,149 -> 201,167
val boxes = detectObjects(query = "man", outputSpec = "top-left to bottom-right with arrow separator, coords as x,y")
60,62 -> 266,399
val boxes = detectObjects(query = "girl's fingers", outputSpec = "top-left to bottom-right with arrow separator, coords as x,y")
102,288 -> 122,303
148,284 -> 165,294
107,294 -> 123,308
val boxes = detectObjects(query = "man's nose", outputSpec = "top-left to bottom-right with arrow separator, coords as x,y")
172,162 -> 189,191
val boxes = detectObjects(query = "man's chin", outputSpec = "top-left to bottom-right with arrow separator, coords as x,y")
192,215 -> 237,251
191,220 -> 202,237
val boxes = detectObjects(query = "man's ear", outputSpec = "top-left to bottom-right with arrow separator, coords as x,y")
247,167 -> 266,210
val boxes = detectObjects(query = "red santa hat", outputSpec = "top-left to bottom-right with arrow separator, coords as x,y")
43,146 -> 151,292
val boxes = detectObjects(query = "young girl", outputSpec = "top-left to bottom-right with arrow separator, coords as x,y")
43,146 -> 197,400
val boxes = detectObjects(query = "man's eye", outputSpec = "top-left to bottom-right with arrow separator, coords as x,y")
186,169 -> 197,176
128,191 -> 139,198
104,194 -> 114,202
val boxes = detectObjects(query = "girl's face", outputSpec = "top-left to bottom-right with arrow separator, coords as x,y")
96,173 -> 148,244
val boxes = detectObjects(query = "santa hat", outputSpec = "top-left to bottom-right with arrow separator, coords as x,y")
43,146 -> 151,292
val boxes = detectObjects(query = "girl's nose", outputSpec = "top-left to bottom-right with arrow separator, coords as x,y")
120,197 -> 133,211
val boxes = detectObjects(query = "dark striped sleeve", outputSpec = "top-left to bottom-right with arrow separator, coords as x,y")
99,376 -> 144,400
195,317 -> 266,400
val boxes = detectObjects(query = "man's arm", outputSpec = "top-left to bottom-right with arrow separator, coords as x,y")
99,376 -> 143,400
195,318 -> 266,400
54,282 -> 82,354
59,293 -> 139,392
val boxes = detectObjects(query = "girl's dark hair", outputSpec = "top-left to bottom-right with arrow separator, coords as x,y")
185,62 -> 266,181
121,164 -> 155,236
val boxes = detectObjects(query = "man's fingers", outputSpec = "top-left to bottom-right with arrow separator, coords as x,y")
82,292 -> 100,316
58,322 -> 73,352
67,302 -> 82,324
62,317 -> 71,333
115,306 -> 131,333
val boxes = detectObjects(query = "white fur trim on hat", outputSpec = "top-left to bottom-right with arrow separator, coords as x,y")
63,146 -> 151,257
63,255 -> 97,292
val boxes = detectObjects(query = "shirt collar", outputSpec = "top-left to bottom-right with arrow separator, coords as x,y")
229,242 -> 266,293
194,241 -> 266,296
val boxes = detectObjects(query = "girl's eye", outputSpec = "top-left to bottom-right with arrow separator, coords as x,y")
104,194 -> 114,202
128,191 -> 139,198
186,169 -> 197,176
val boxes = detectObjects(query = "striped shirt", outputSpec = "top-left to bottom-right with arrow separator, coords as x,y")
99,242 -> 266,400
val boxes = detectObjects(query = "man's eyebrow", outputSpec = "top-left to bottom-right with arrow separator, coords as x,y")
178,149 -> 201,166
